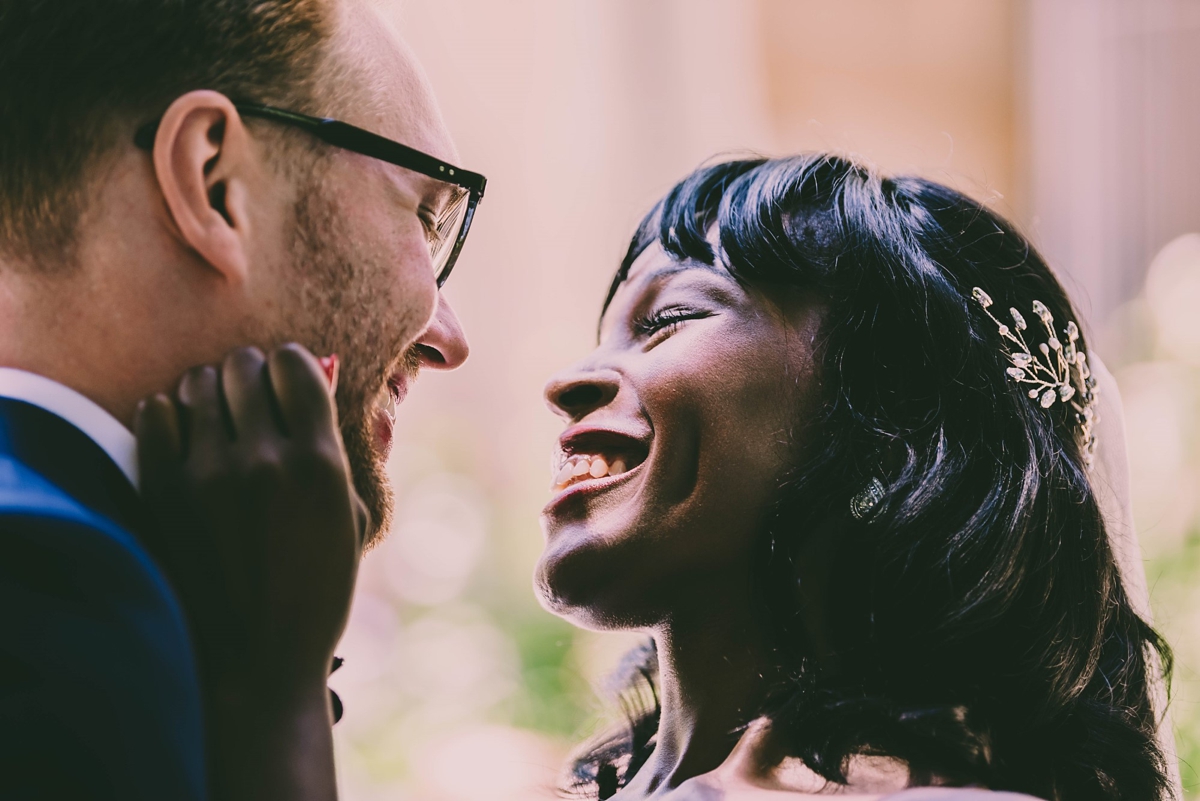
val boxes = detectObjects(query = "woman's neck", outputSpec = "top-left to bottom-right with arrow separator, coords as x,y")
620,600 -> 782,799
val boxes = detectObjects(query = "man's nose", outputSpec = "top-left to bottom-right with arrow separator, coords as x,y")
413,295 -> 469,370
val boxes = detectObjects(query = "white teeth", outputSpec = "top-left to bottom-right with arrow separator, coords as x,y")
551,454 -> 632,490
378,386 -> 397,424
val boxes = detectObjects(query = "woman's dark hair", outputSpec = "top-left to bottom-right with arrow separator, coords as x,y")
565,155 -> 1171,801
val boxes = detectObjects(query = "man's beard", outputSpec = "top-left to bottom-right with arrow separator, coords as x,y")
283,177 -> 424,549
339,383 -> 394,550
338,347 -> 420,550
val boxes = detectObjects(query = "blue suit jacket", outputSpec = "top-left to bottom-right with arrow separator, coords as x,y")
0,398 -> 206,800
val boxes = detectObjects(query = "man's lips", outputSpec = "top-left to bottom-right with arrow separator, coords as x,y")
387,372 -> 410,407
372,372 -> 412,452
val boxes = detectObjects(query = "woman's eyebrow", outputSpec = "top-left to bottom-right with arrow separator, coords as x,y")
598,262 -> 734,341
639,261 -> 727,284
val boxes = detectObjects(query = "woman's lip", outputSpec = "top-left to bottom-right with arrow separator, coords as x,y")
542,459 -> 646,515
557,423 -> 651,454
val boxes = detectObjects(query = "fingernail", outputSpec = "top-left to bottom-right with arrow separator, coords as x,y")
318,355 -> 340,396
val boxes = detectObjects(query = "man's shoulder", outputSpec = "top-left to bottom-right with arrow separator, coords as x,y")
0,455 -> 207,800
0,452 -> 151,565
0,452 -> 181,632
0,452 -> 93,516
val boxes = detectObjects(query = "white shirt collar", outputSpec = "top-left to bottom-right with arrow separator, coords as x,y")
0,367 -> 139,490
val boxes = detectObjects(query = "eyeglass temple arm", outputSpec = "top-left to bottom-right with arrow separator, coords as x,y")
134,103 -> 487,199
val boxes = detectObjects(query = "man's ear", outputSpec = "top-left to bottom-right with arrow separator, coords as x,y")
152,90 -> 258,284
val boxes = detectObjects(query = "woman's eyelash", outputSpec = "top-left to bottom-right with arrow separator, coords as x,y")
632,307 -> 707,337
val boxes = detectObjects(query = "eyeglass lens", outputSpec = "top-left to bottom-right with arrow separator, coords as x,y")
430,188 -> 471,283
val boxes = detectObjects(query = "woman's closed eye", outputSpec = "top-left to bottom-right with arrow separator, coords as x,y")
631,306 -> 712,342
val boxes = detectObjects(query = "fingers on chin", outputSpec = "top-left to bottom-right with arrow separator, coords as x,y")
135,393 -> 183,464
268,344 -> 336,437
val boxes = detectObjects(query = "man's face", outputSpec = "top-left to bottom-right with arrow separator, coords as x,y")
261,2 -> 467,546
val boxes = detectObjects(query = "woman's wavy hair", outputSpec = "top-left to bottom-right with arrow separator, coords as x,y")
566,155 -> 1171,801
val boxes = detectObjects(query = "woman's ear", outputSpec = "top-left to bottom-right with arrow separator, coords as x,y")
151,90 -> 258,285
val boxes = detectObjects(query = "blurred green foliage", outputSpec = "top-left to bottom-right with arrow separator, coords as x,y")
1147,530 -> 1200,798
502,614 -> 590,736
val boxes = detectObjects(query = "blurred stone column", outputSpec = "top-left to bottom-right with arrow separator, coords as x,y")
1021,0 -> 1200,327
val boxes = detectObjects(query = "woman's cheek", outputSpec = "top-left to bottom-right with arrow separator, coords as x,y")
656,327 -> 794,494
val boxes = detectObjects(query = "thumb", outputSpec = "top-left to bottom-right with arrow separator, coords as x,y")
135,392 -> 226,644
353,494 -> 371,551
134,394 -> 187,567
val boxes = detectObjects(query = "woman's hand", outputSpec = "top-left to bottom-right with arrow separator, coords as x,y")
135,343 -> 366,801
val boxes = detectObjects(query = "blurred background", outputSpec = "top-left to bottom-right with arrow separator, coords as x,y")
330,1 -> 1200,797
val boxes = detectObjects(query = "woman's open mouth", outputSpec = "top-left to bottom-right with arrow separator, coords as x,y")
545,427 -> 650,509
553,452 -> 632,487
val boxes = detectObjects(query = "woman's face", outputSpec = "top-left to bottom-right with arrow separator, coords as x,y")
537,243 -> 825,629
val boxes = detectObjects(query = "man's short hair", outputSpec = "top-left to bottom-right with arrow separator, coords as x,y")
0,0 -> 334,268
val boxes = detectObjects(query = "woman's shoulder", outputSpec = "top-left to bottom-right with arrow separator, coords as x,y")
662,721 -> 1045,801
878,790 -> 1043,801
660,783 -> 1043,801
659,721 -> 1045,801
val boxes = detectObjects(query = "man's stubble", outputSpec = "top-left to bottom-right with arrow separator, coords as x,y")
284,167 -> 424,549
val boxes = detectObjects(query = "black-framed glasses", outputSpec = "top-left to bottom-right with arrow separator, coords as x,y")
135,102 -> 487,288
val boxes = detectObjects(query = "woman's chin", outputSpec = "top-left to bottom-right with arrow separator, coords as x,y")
533,522 -> 662,630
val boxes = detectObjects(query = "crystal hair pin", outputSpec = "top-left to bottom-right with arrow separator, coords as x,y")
972,287 -> 1099,466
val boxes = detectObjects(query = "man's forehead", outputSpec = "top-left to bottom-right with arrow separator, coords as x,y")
329,0 -> 459,164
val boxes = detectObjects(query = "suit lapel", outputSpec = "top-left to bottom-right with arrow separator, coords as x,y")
0,397 -> 145,536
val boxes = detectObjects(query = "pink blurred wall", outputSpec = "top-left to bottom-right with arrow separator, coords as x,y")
382,0 -> 1200,487
385,0 -> 1031,507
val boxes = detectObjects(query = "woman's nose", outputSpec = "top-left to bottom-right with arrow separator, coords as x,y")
413,295 -> 469,370
544,367 -> 621,420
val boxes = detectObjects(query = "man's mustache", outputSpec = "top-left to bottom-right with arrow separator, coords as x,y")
396,346 -> 422,383
336,345 -> 422,422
